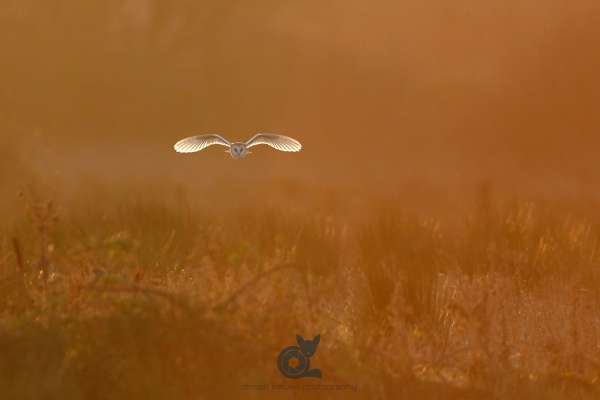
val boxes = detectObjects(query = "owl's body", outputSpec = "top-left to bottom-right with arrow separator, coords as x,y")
173,133 -> 301,158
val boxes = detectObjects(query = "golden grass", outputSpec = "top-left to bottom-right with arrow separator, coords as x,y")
1,182 -> 600,399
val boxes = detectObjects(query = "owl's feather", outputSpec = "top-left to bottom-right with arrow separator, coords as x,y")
245,133 -> 302,152
173,134 -> 231,153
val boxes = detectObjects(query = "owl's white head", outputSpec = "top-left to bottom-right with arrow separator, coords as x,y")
229,143 -> 248,159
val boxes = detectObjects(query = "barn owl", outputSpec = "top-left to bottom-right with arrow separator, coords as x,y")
173,133 -> 302,159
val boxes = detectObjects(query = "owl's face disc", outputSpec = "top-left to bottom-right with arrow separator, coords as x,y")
230,143 -> 246,158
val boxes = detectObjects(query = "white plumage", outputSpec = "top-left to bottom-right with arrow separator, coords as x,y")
174,133 -> 302,159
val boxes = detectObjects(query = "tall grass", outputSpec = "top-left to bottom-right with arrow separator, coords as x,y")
1,182 -> 600,399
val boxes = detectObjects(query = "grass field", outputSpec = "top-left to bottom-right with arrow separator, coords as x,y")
2,2 -> 600,398
2,178 -> 600,400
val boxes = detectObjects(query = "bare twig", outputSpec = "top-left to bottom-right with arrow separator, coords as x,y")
83,283 -> 191,312
12,237 -> 24,273
212,263 -> 297,312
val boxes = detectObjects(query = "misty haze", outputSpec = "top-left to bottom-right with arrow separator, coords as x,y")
1,1 -> 600,399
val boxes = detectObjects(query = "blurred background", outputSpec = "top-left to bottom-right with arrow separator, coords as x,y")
2,0 -> 600,205
3,2 -> 600,399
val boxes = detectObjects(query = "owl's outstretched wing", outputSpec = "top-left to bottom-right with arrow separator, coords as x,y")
245,133 -> 302,152
174,134 -> 231,153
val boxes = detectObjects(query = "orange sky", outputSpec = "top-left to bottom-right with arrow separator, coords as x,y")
1,0 -> 599,199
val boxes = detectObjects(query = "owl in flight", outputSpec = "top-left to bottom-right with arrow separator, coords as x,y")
173,133 -> 302,159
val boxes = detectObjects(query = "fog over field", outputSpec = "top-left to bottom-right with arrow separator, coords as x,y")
1,1 -> 600,399
2,0 -> 599,193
